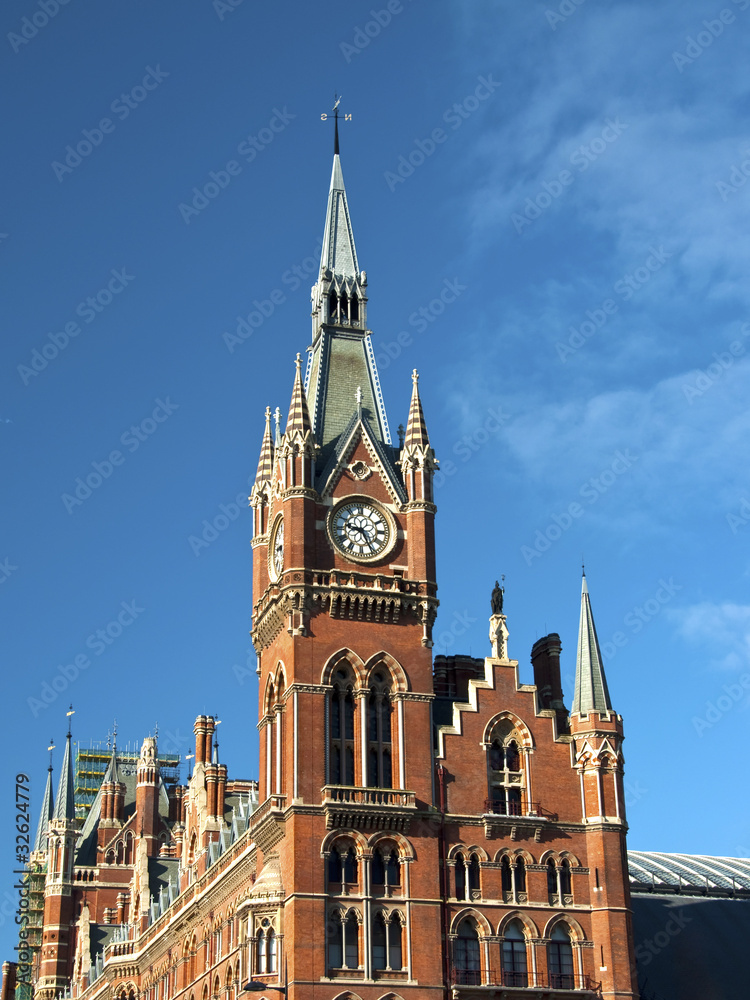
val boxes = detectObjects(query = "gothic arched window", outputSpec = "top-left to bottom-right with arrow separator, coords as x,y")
455,854 -> 467,900
454,919 -> 481,985
388,916 -> 403,969
329,667 -> 356,785
560,858 -> 572,897
487,720 -> 526,816
344,912 -> 359,969
547,858 -> 558,900
468,853 -> 481,898
501,920 -> 528,987
548,925 -> 575,990
372,912 -> 387,970
367,672 -> 393,788
500,856 -> 512,895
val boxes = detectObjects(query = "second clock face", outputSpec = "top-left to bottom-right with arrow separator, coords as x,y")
332,501 -> 391,559
270,517 -> 284,579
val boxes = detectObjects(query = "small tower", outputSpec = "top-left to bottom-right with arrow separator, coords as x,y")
399,370 -> 438,590
37,716 -> 77,999
570,572 -> 637,998
135,736 -> 161,853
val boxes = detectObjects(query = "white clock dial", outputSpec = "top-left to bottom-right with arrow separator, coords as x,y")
333,501 -> 390,558
270,517 -> 284,579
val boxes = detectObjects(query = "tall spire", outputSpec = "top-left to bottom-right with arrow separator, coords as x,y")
254,406 -> 275,486
572,572 -> 613,715
53,710 -> 75,822
285,354 -> 313,437
32,744 -> 55,853
403,370 -> 431,449
320,124 -> 358,279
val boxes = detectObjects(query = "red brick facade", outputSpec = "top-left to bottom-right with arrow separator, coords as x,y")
14,144 -> 639,1000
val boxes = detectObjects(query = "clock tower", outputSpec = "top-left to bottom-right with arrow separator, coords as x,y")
247,130 -> 443,986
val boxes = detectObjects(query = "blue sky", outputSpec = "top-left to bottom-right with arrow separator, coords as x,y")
2,0 -> 750,957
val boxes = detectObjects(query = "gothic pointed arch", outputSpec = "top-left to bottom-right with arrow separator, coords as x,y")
482,711 -> 534,749
320,829 -> 368,855
497,911 -> 539,938
263,675 -> 276,716
449,907 -> 492,937
321,648 -> 367,687
362,651 -> 409,693
367,830 -> 415,860
542,912 -> 586,942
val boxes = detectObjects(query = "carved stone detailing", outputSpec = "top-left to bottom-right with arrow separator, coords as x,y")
321,785 -> 417,833
252,574 -> 439,651
489,613 -> 509,659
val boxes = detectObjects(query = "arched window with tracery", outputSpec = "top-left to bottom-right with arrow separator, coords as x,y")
344,912 -> 359,969
487,719 -> 526,816
560,858 -> 572,897
548,925 -> 575,989
372,844 -> 401,891
468,853 -> 481,898
455,854 -> 467,900
453,918 -> 481,985
502,920 -> 528,987
367,671 -> 392,788
329,666 -> 356,785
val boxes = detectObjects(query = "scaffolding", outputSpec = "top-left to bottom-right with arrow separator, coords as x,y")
74,741 -> 181,819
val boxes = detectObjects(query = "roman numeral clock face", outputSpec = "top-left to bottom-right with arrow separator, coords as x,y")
329,500 -> 393,562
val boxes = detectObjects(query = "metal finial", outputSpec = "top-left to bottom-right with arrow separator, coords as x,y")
412,369 -> 419,384
397,424 -> 405,447
356,386 -> 363,406
295,352 -> 302,373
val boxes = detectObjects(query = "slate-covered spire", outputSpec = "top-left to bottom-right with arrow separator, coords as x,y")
103,741 -> 120,784
285,354 -> 313,438
53,721 -> 75,822
404,370 -> 431,449
254,406 -> 275,486
320,137 -> 359,279
572,572 -> 613,715
32,755 -> 55,853
307,134 -> 391,470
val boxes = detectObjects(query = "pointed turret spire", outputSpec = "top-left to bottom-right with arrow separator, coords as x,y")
254,406 -> 275,486
320,124 -> 358,279
285,354 -> 313,437
572,571 -> 613,715
403,370 -> 431,449
53,710 -> 75,822
32,745 -> 55,853
274,406 -> 283,448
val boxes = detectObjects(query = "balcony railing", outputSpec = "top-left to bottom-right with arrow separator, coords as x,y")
452,969 -> 600,992
483,799 -> 557,820
323,786 -> 416,808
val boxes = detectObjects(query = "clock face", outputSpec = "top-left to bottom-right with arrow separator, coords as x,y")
270,517 -> 284,579
331,501 -> 391,560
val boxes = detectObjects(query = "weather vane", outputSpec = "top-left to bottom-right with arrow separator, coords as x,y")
321,94 -> 352,153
